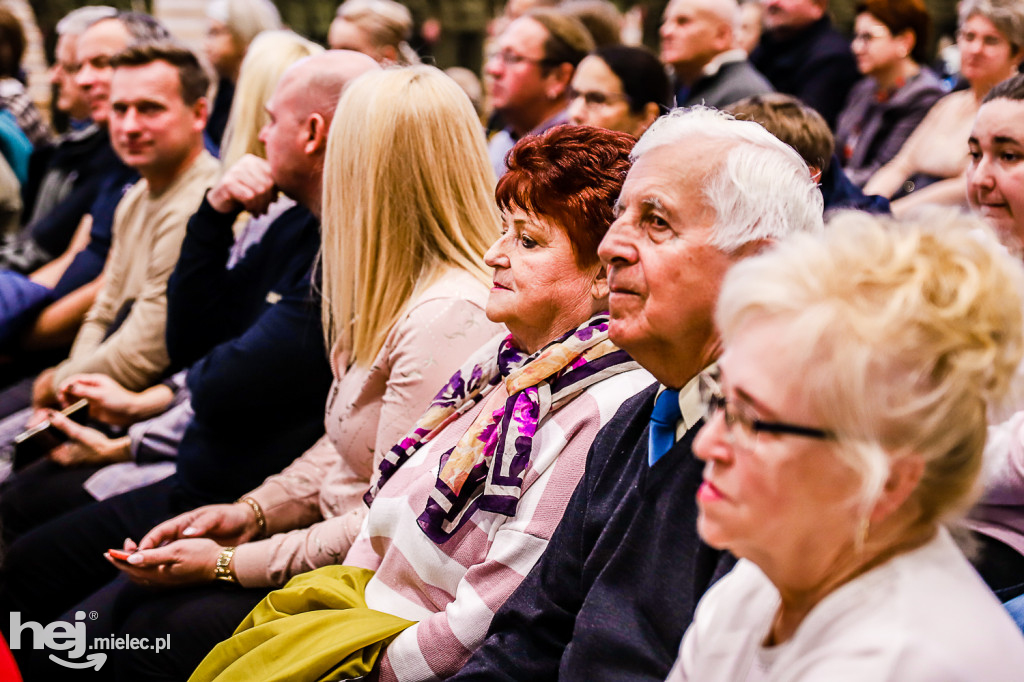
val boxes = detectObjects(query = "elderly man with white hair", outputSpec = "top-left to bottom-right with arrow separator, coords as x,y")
660,0 -> 772,108
451,106 -> 824,682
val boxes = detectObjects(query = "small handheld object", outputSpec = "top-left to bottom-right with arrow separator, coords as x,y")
107,548 -> 134,562
12,399 -> 90,469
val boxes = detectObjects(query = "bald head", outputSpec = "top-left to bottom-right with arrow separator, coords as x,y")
260,50 -> 380,211
278,49 -> 380,128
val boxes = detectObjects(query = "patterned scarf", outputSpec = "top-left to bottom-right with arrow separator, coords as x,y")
365,313 -> 639,543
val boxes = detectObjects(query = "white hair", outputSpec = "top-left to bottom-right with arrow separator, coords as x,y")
633,106 -> 824,251
56,6 -> 118,36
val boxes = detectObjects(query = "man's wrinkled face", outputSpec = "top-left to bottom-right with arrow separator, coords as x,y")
75,19 -> 131,125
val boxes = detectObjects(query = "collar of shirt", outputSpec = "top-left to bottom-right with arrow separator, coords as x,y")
655,362 -> 719,442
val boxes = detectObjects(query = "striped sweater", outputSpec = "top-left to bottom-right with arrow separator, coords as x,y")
344,365 -> 654,681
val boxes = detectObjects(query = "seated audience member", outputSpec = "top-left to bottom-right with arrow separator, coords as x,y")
450,107 -> 823,682
15,43 -> 220,421
328,0 -> 420,65
963,74 -> 1024,604
667,211 -> 1024,681
0,30 -> 324,542
100,64 -> 516,680
735,0 -> 763,54
568,45 -> 670,137
0,14 -> 172,390
0,7 -> 51,148
750,0 -> 859,128
0,6 -> 123,276
203,0 -> 282,150
0,154 -> 19,235
561,0 -> 624,48
190,120 -> 652,682
729,93 -> 890,213
486,9 -> 593,177
661,0 -> 772,108
836,0 -> 945,187
865,0 -> 1024,216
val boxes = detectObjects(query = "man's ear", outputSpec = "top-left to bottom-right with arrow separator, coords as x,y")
545,62 -> 574,100
192,96 -> 209,134
304,112 -> 328,155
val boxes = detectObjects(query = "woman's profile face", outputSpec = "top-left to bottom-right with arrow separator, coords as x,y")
958,14 -> 1019,90
692,316 -> 864,570
204,20 -> 243,79
851,13 -> 908,77
485,207 -> 601,353
568,56 -> 649,138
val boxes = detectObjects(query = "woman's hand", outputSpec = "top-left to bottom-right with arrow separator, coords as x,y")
58,374 -> 174,427
136,503 -> 260,551
105,537 -> 223,587
47,410 -> 132,466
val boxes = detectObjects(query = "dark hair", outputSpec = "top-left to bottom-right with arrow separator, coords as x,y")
983,72 -> 1024,103
115,11 -> 173,44
527,8 -> 595,70
856,0 -> 931,63
497,124 -> 634,268
594,44 -> 672,114
560,0 -> 623,48
0,8 -> 25,78
729,93 -> 835,172
110,41 -> 210,105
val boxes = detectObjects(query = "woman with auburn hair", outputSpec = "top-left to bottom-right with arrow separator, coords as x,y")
835,0 -> 944,187
189,120 -> 653,681
84,66 -> 503,680
669,211 -> 1024,680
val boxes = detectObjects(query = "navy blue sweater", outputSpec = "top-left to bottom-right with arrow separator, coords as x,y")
165,197 -> 332,503
452,383 -> 737,682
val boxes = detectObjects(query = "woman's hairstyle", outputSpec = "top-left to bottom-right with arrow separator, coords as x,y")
856,0 -> 931,64
335,0 -> 420,65
716,211 -> 1024,527
496,124 -> 634,269
593,45 -> 672,114
959,0 -> 1024,55
219,31 -> 323,169
207,0 -> 283,49
634,106 -> 824,251
0,8 -> 24,78
321,66 -> 499,364
983,72 -> 1024,103
729,92 -> 835,173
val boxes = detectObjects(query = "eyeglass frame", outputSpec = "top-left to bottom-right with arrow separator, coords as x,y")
487,49 -> 558,69
701,389 -> 835,447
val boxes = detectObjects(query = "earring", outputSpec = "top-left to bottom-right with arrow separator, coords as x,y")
855,515 -> 870,554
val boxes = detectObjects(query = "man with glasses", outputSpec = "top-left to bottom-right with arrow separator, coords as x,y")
661,0 -> 772,108
485,8 -> 593,177
452,106 -> 824,681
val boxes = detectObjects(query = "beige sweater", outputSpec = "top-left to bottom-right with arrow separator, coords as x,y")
53,150 -> 220,390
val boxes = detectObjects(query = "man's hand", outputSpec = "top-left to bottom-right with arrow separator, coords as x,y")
58,374 -> 174,427
206,154 -> 278,216
47,410 -> 132,466
31,367 -> 58,410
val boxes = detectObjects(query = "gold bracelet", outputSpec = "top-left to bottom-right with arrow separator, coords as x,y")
238,496 -> 267,538
214,546 -> 237,583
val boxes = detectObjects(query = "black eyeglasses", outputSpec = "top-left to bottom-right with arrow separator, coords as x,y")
702,391 -> 834,451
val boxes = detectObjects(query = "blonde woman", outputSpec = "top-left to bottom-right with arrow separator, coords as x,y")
671,212 -> 1024,680
102,66 -> 503,679
328,0 -> 420,65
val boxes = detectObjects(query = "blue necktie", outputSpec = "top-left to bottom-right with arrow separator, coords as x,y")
648,388 -> 682,466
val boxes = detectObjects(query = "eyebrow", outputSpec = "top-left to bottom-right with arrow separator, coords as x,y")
640,197 -> 666,213
994,135 -> 1023,146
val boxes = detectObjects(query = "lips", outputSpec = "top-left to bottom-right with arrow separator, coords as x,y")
697,480 -> 726,503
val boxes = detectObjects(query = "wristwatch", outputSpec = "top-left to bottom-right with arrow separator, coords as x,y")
214,546 -> 238,584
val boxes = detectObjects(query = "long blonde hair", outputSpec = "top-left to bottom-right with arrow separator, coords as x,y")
321,65 -> 499,365
219,30 -> 323,169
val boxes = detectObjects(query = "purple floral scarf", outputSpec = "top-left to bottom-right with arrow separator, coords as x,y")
365,313 -> 639,543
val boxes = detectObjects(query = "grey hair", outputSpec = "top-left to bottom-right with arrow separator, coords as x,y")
632,106 -> 824,251
208,0 -> 283,48
959,0 -> 1024,53
56,6 -> 117,37
114,12 -> 173,44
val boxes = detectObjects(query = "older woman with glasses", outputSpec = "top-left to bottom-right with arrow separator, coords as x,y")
668,211 -> 1024,680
